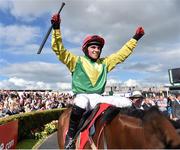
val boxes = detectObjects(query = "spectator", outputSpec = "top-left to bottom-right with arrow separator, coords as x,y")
171,92 -> 180,121
167,94 -> 176,119
0,102 -> 6,118
156,95 -> 168,116
141,97 -> 155,110
129,91 -> 144,109
5,101 -> 20,116
0,90 -> 74,118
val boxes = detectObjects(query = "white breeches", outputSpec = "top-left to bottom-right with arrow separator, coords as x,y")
74,93 -> 132,110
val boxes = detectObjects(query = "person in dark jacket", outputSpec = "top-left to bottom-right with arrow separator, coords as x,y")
172,92 -> 180,121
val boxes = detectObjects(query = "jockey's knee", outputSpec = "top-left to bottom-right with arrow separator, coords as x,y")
74,94 -> 89,109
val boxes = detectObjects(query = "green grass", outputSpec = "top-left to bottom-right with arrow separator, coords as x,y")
16,139 -> 39,149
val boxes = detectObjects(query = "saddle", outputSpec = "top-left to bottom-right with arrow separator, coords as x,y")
74,103 -> 113,149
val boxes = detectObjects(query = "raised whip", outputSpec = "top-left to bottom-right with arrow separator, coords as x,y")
37,2 -> 65,54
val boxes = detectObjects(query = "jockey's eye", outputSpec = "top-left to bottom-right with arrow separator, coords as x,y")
89,45 -> 101,50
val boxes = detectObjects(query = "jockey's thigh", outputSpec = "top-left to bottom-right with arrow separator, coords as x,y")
74,94 -> 90,109
86,94 -> 103,109
100,96 -> 132,108
74,93 -> 103,110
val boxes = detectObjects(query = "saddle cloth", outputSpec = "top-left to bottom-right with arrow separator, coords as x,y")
78,103 -> 112,149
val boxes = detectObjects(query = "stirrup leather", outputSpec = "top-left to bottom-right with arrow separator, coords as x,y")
65,137 -> 75,149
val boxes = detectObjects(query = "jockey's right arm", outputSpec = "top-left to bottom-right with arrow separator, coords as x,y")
101,27 -> 144,72
102,38 -> 137,72
51,29 -> 78,72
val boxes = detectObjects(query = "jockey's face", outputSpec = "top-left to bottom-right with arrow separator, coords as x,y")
87,45 -> 101,60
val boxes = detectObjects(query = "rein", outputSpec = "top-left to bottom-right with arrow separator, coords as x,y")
87,122 -> 107,149
97,123 -> 107,148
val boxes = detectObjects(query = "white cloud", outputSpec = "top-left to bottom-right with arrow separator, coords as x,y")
0,0 -> 180,89
106,79 -> 122,86
86,4 -> 100,14
2,44 -> 51,55
1,0 -> 180,51
0,61 -> 71,83
0,77 -> 71,90
123,79 -> 140,87
123,62 -> 164,73
146,64 -> 163,72
62,27 -> 85,46
0,76 -> 141,91
9,77 -> 28,87
56,82 -> 71,91
6,0 -> 60,22
0,24 -> 40,46
0,0 -> 10,10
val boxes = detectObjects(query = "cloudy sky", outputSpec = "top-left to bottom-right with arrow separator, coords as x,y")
0,0 -> 180,91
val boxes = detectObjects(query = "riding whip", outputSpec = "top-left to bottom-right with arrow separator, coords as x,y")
37,2 -> 65,54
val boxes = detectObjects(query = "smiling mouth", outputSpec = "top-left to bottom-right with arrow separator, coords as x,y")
92,51 -> 99,54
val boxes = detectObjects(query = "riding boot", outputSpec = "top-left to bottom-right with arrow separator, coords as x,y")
65,105 -> 85,149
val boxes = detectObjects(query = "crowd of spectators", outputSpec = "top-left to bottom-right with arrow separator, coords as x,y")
129,90 -> 180,121
0,90 -> 180,123
0,90 -> 74,118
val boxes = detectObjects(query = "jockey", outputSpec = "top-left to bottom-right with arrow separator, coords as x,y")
51,14 -> 145,149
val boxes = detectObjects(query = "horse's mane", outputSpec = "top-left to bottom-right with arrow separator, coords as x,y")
100,106 -> 160,125
142,106 -> 162,122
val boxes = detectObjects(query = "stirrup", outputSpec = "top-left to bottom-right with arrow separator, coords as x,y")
65,137 -> 75,149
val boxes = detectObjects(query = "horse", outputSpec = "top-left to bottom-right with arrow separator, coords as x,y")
58,104 -> 180,149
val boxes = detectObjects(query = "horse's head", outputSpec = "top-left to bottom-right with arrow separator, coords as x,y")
142,106 -> 180,149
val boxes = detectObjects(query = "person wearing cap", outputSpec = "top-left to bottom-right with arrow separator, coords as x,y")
129,91 -> 144,109
51,13 -> 145,149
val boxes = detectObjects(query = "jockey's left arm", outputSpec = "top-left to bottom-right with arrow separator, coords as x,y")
51,13 -> 78,72
102,27 -> 144,72
52,29 -> 78,72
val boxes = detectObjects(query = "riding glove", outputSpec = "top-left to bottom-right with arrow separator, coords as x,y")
133,27 -> 145,41
51,13 -> 61,29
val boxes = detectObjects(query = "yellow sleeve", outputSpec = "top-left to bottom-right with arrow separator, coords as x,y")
102,38 -> 137,72
51,29 -> 78,72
